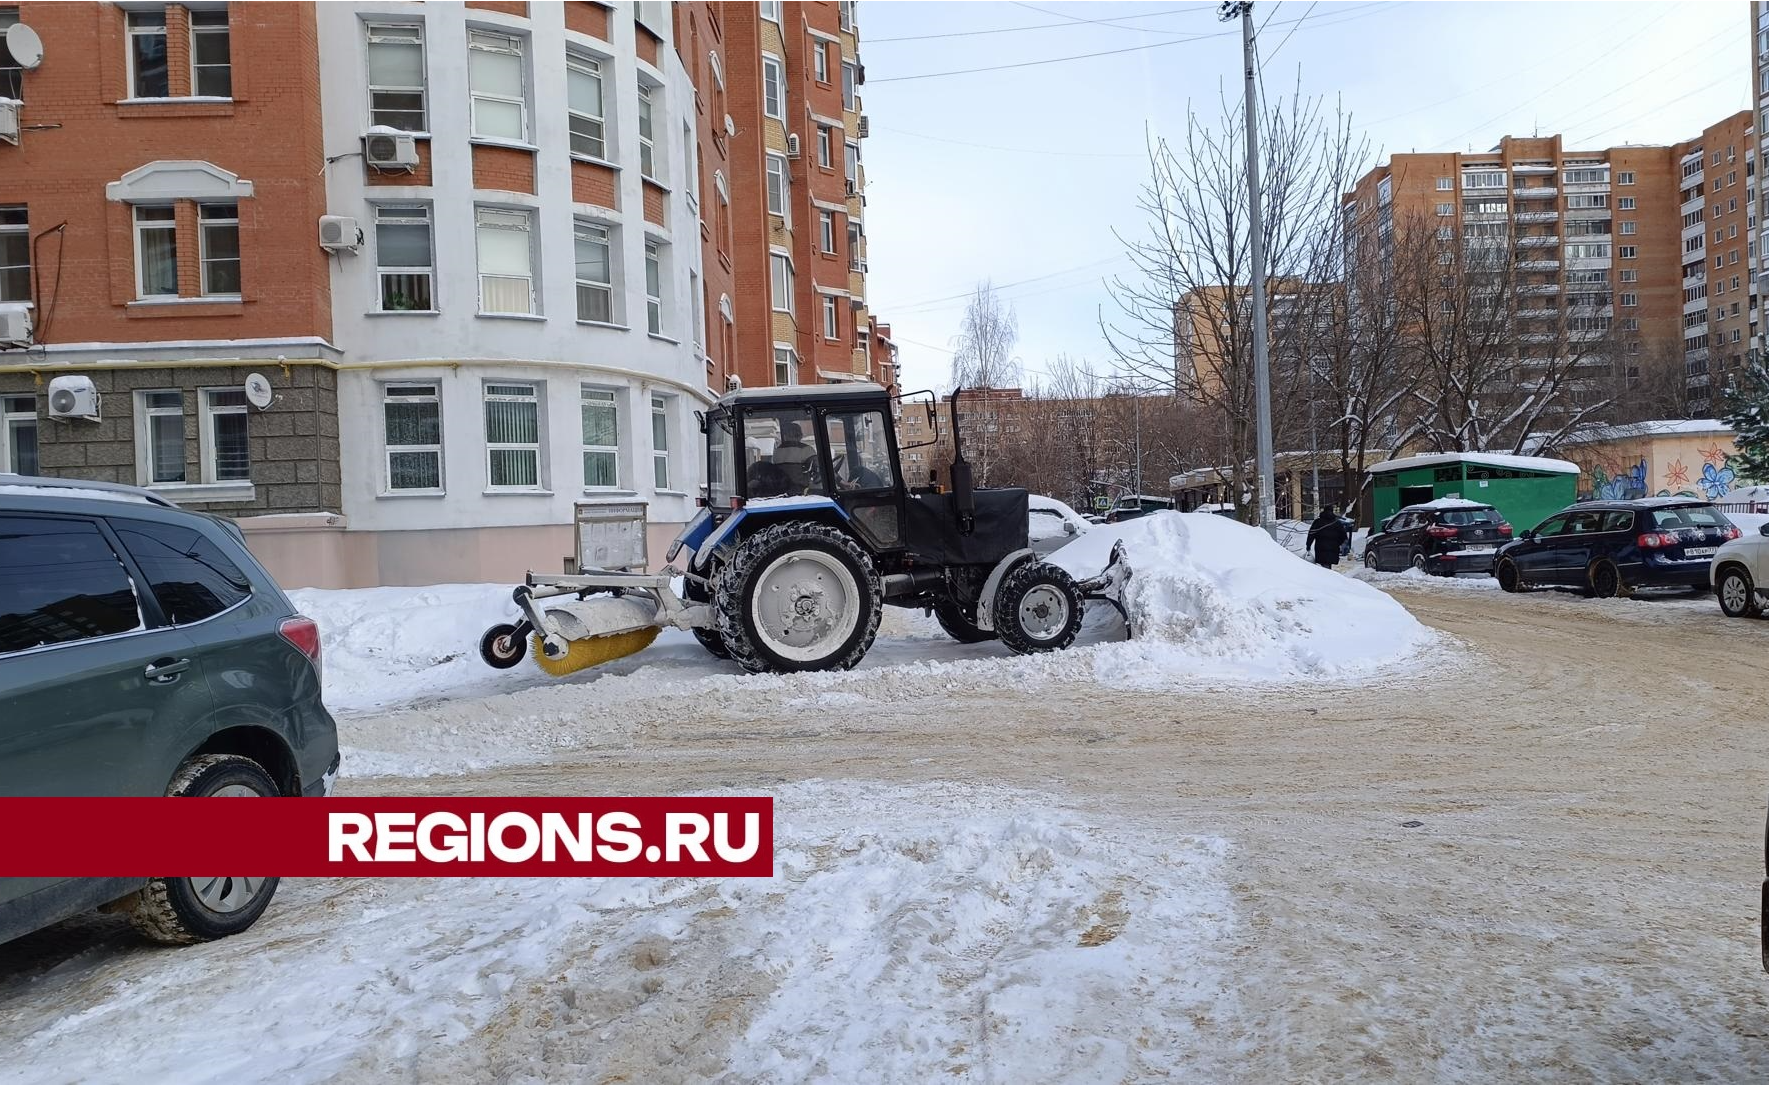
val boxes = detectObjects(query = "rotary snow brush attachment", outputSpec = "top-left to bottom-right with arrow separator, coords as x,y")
480,586 -> 664,677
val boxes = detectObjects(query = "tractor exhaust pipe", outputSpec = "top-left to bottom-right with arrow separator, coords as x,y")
949,387 -> 975,534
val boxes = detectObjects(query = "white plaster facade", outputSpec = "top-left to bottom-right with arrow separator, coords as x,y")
312,0 -> 711,586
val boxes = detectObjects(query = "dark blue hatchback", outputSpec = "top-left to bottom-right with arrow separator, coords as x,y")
1494,498 -> 1741,597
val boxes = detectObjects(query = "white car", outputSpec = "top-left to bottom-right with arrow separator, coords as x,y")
1028,494 -> 1091,555
1712,518 -> 1769,617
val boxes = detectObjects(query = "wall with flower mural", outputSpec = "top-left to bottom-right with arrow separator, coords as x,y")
1559,423 -> 1752,503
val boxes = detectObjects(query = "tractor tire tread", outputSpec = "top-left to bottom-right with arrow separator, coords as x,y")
994,560 -> 1085,656
712,521 -> 882,674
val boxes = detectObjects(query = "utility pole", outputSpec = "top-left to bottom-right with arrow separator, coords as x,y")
1221,1 -> 1277,537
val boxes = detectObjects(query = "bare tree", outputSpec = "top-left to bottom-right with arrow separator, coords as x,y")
949,282 -> 1023,487
1103,80 -> 1366,523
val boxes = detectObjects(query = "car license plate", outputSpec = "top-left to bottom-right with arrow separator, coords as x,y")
1462,544 -> 1495,553
1685,546 -> 1717,558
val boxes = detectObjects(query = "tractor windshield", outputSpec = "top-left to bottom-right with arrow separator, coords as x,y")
707,410 -> 738,508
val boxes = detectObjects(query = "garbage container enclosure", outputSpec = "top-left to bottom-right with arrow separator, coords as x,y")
1368,453 -> 1579,531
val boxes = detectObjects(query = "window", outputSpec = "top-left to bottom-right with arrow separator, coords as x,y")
1619,221 -> 1635,235
199,388 -> 249,483
475,207 -> 533,315
839,0 -> 854,31
367,23 -> 427,130
1,396 -> 36,475
637,81 -> 656,178
137,390 -> 186,484
820,209 -> 835,253
770,252 -> 793,312
1462,170 -> 1505,189
1729,171 -> 1738,187
1620,292 -> 1638,307
0,6 -> 21,101
1624,318 -> 1640,332
1732,328 -> 1742,343
762,55 -> 784,120
759,0 -> 781,21
773,344 -> 796,386
580,386 -> 619,487
1435,203 -> 1453,216
1617,171 -> 1635,185
0,205 -> 26,303
766,153 -> 788,217
484,383 -> 541,488
566,53 -> 606,160
133,205 -> 178,299
574,220 -> 613,324
842,61 -> 857,111
197,203 -> 239,296
114,519 -> 251,625
1730,197 -> 1739,213
1619,245 -> 1636,259
689,269 -> 703,352
375,204 -> 434,311
1566,193 -> 1608,209
467,30 -> 526,142
813,40 -> 829,84
845,141 -> 859,183
848,220 -> 862,270
1436,177 -> 1453,191
817,124 -> 833,168
383,383 -> 442,491
644,240 -> 664,335
189,9 -> 231,97
1563,168 -> 1608,184
0,517 -> 141,655
1730,223 -> 1739,239
651,396 -> 671,489
1619,197 -> 1636,211
128,9 -> 169,99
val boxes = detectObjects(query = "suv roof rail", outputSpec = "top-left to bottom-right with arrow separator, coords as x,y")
0,473 -> 177,508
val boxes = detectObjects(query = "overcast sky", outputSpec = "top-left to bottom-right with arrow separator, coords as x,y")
859,0 -> 1750,394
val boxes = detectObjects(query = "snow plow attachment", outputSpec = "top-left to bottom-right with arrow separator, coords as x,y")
1074,540 -> 1134,637
480,570 -> 712,677
526,594 -> 662,676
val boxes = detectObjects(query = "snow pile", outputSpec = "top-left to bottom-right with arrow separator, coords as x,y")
0,783 -> 1235,1084
1051,511 -> 1438,681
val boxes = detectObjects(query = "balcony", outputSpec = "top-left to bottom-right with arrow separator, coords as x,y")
1519,332 -> 1560,343
1517,258 -> 1560,271
1514,186 -> 1559,198
1519,283 -> 1561,297
1517,306 -> 1561,318
1510,164 -> 1555,175
1514,210 -> 1559,224
1517,234 -> 1559,248
1569,329 -> 1611,343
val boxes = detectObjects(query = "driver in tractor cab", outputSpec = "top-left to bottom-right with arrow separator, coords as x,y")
772,422 -> 821,493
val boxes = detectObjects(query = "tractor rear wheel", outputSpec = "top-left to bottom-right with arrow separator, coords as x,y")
713,522 -> 882,674
994,561 -> 1084,655
932,598 -> 991,643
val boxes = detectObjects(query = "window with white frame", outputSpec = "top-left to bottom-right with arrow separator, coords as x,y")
766,153 -> 788,217
644,240 -> 664,335
1435,203 -> 1452,215
820,209 -> 835,253
134,205 -> 178,298
844,140 -> 859,183
773,345 -> 795,386
1619,220 -> 1636,235
1620,269 -> 1637,283
762,55 -> 784,120
1,395 -> 37,476
1435,176 -> 1452,191
484,382 -> 541,488
1462,170 -> 1505,190
1617,171 -> 1634,185
574,220 -> 613,324
848,219 -> 862,271
367,22 -> 427,130
770,252 -> 793,312
839,0 -> 854,32
383,382 -> 442,491
189,9 -> 231,97
1618,197 -> 1636,210
1620,292 -> 1638,307
198,203 -> 239,296
651,395 -> 671,489
128,9 -> 169,99
566,52 -> 607,160
842,61 -> 856,111
199,387 -> 249,483
375,204 -> 434,311
1619,245 -> 1637,259
759,1 -> 781,22
0,206 -> 27,303
475,206 -> 534,315
580,386 -> 620,488
137,390 -> 186,484
637,81 -> 657,178
822,294 -> 839,340
467,30 -> 526,142
813,40 -> 829,84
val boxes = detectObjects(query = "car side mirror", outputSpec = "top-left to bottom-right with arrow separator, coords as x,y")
1064,521 -> 1078,535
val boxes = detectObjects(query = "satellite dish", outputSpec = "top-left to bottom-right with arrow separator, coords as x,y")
243,372 -> 275,410
5,24 -> 44,71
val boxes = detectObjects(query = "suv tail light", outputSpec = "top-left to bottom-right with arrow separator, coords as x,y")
1723,525 -> 1741,540
279,615 -> 323,684
1636,532 -> 1678,549
1498,523 -> 1514,537
1425,524 -> 1459,539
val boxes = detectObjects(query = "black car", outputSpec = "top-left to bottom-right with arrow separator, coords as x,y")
1494,498 -> 1741,597
1362,500 -> 1513,575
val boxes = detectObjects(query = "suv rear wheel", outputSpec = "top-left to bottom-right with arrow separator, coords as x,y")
1717,565 -> 1762,618
130,754 -> 282,945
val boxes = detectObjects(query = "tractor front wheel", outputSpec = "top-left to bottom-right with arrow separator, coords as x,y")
713,522 -> 882,674
994,561 -> 1084,655
684,577 -> 732,660
932,598 -> 992,643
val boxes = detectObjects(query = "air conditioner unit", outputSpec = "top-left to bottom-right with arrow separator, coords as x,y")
844,178 -> 857,198
0,98 -> 19,146
0,306 -> 31,349
319,214 -> 364,254
785,132 -> 801,158
857,114 -> 869,140
363,128 -> 419,172
47,375 -> 101,422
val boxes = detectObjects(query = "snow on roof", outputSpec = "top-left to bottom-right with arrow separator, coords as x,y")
1366,452 -> 1580,476
1550,419 -> 1733,445
1402,497 -> 1494,511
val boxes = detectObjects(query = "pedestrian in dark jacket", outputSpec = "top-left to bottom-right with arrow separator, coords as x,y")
1305,505 -> 1350,568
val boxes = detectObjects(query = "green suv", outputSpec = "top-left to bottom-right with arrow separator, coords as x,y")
0,476 -> 339,946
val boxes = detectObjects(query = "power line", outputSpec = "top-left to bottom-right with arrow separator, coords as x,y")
1567,71 -> 1743,150
1262,0 -> 1317,65
880,255 -> 1126,314
871,123 -> 1142,159
868,4 -> 1214,44
1552,25 -> 1736,138
1009,1 -> 1218,35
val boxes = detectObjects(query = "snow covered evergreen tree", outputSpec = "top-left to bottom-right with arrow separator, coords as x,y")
1722,353 -> 1769,483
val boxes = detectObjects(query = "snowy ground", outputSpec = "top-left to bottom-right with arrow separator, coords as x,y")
4,514 -> 1766,1083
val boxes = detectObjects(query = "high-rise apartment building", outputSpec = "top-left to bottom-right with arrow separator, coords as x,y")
1670,111 -> 1757,407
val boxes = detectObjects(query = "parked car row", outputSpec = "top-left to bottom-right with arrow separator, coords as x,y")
1363,493 -> 1769,618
